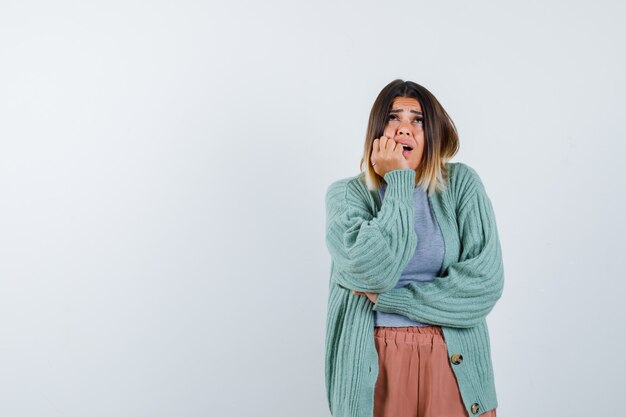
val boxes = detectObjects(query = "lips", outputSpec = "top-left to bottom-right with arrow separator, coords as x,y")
395,139 -> 414,151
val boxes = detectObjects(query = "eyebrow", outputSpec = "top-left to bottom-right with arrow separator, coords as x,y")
389,109 -> 423,115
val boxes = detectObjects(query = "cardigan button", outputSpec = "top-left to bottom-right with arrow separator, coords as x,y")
470,403 -> 480,414
450,353 -> 463,365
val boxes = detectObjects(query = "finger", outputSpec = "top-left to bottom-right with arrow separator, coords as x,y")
372,138 -> 380,153
388,137 -> 399,151
371,139 -> 380,160
383,136 -> 396,153
377,136 -> 386,155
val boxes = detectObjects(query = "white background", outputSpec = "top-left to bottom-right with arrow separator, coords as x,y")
1,1 -> 625,416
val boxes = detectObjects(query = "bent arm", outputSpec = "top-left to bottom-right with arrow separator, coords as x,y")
325,169 -> 418,293
372,177 -> 504,328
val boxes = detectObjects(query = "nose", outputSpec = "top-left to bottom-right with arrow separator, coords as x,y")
396,123 -> 412,137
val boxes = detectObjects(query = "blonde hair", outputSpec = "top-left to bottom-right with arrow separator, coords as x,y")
359,79 -> 460,196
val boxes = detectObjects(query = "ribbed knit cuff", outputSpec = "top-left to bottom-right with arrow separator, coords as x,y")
372,288 -> 407,313
383,169 -> 416,201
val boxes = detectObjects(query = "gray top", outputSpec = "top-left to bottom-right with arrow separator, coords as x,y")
374,182 -> 445,327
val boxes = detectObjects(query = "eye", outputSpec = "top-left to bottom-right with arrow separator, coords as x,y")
387,115 -> 397,121
413,118 -> 424,125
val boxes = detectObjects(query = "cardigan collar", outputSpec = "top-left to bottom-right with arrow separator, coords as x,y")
356,164 -> 453,213
354,163 -> 460,271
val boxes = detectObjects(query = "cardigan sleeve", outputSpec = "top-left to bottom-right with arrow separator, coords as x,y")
372,169 -> 504,328
325,169 -> 418,293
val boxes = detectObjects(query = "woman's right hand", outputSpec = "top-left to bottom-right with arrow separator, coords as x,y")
370,135 -> 410,177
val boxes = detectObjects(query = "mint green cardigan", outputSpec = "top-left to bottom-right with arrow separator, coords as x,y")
324,162 -> 504,417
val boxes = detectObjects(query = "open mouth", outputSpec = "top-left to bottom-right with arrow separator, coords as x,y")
402,144 -> 413,151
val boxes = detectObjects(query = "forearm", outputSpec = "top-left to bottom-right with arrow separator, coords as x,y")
373,180 -> 505,328
325,169 -> 418,292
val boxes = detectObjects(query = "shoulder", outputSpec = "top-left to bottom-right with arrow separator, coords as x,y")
444,162 -> 491,215
326,174 -> 359,200
325,172 -> 373,212
326,170 -> 375,197
448,161 -> 487,197
325,173 -> 360,209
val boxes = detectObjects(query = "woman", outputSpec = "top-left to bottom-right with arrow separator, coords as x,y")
324,79 -> 504,417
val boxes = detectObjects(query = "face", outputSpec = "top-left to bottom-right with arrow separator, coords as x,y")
382,97 -> 425,170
